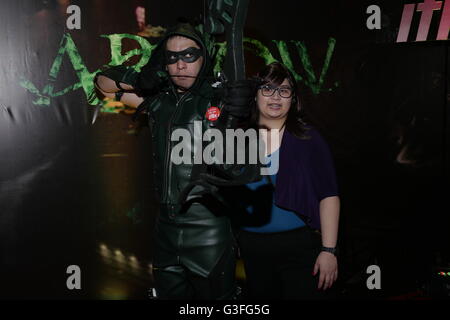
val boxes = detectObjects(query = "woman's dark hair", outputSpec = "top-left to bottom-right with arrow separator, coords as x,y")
249,62 -> 309,139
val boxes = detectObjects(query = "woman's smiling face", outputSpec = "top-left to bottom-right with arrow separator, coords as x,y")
256,78 -> 293,122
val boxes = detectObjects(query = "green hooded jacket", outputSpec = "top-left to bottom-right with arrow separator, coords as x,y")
138,23 -> 222,216
96,23 -> 260,220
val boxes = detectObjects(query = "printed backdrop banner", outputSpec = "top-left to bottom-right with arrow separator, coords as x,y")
0,0 -> 448,299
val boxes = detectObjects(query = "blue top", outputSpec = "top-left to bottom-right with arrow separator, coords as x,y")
242,150 -> 306,233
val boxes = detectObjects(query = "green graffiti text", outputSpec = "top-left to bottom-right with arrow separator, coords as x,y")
20,33 -> 337,109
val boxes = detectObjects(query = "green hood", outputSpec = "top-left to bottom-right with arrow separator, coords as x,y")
144,23 -> 213,92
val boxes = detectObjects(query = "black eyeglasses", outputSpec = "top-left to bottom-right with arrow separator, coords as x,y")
258,85 -> 294,98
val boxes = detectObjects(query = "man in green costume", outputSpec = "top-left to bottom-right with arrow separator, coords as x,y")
94,23 -> 257,299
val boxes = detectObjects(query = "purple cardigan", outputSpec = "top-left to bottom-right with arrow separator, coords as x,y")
274,128 -> 339,230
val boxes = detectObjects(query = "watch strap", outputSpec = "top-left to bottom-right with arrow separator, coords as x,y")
321,246 -> 338,256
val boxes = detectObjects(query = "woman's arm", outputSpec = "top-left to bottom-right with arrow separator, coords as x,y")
313,195 -> 340,290
319,195 -> 340,248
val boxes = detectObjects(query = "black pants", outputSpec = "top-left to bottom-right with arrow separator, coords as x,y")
153,244 -> 236,300
238,226 -> 331,300
152,203 -> 237,300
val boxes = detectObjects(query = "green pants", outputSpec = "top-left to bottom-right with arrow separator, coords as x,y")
152,203 -> 237,299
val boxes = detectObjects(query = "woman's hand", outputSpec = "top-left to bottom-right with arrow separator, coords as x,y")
313,251 -> 338,290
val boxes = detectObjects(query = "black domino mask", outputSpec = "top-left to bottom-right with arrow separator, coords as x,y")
166,47 -> 203,65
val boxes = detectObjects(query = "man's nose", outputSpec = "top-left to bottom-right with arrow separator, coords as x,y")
176,59 -> 187,70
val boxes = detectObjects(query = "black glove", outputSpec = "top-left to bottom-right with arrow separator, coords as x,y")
222,79 -> 258,118
95,65 -> 139,88
136,67 -> 167,94
136,44 -> 168,94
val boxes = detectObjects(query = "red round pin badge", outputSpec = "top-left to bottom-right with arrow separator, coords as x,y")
205,106 -> 221,121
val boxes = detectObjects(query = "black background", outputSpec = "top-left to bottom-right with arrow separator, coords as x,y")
0,0 -> 448,299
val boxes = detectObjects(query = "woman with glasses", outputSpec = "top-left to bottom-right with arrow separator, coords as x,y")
236,62 -> 340,299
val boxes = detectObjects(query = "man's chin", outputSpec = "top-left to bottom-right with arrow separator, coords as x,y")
173,79 -> 195,90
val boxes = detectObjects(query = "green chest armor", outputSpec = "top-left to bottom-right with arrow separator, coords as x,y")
148,84 -> 216,207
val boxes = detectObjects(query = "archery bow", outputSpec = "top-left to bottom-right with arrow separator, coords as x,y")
205,0 -> 250,82
178,0 -> 259,206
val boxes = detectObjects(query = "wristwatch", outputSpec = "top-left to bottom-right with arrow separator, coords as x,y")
321,246 -> 338,256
